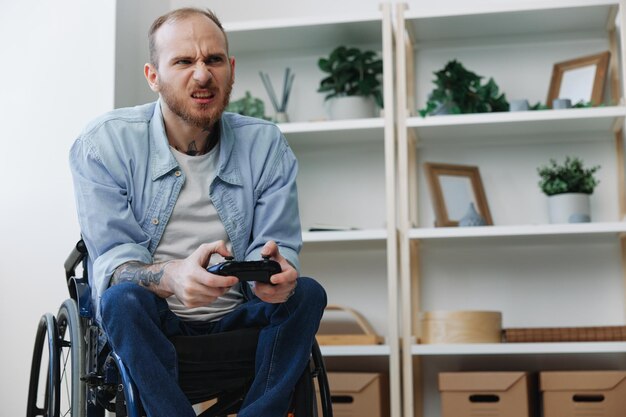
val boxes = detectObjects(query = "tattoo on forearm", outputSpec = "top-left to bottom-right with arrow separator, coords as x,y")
111,261 -> 170,288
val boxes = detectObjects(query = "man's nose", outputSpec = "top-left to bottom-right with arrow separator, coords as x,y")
193,63 -> 212,84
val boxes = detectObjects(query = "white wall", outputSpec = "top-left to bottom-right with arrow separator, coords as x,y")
173,0 -> 555,23
114,0 -> 167,108
0,1 -> 116,415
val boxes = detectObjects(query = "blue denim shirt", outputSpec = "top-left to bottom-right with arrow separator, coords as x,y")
70,101 -> 302,320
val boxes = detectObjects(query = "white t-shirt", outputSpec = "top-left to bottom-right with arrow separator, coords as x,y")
153,145 -> 243,322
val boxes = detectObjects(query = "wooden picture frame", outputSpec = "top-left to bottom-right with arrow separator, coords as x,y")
424,163 -> 493,227
547,51 -> 610,107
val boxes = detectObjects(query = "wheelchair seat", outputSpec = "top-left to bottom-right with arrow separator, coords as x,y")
27,240 -> 333,417
174,327 -> 259,414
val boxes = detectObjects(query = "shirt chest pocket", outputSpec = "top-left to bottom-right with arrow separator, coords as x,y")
140,172 -> 185,253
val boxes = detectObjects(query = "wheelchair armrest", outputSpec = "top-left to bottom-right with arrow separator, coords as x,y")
65,239 -> 87,281
68,276 -> 93,318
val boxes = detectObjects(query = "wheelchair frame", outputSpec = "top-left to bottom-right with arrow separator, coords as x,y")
26,240 -> 333,417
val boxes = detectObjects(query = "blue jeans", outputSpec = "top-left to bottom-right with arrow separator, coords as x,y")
100,277 -> 327,417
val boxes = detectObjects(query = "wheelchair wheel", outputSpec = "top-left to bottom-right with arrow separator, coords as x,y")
27,313 -> 60,417
57,298 -> 87,417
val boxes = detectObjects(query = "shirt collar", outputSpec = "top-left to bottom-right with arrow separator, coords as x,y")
149,100 -> 179,181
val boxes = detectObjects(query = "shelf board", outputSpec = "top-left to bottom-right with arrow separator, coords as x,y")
408,222 -> 626,240
407,107 -> 626,145
303,229 -> 387,243
280,118 -> 385,147
412,341 -> 626,355
225,15 -> 383,55
321,344 -> 391,357
405,0 -> 618,43
279,118 -> 385,133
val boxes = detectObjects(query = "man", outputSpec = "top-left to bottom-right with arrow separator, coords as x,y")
70,7 -> 326,417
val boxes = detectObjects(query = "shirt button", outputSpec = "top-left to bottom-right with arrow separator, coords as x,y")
174,170 -> 182,177
151,218 -> 159,225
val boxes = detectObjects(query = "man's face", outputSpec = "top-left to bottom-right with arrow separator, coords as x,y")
146,14 -> 235,130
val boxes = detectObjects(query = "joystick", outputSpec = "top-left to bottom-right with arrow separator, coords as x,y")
207,257 -> 281,284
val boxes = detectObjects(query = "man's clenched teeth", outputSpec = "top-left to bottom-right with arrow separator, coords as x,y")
192,91 -> 214,99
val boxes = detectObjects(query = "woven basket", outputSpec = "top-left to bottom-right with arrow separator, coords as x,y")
503,325 -> 626,343
316,304 -> 384,345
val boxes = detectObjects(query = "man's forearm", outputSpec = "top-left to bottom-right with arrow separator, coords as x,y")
111,260 -> 174,297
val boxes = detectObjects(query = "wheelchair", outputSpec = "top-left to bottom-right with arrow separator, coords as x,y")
27,240 -> 333,417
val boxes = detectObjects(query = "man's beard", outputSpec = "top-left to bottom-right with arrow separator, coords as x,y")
160,78 -> 233,129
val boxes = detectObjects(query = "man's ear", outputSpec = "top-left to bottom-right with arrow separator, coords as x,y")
229,56 -> 236,83
144,63 -> 159,93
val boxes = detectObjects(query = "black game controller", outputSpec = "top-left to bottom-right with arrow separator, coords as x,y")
207,256 -> 281,284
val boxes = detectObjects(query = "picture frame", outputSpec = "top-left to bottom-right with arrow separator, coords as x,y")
547,51 -> 610,107
424,162 -> 493,227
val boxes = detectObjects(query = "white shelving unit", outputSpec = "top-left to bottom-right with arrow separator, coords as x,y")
407,106 -> 626,145
411,341 -> 626,355
395,1 -> 626,417
226,6 -> 401,417
277,118 -> 385,146
303,229 -> 388,243
408,222 -> 626,239
322,344 -> 392,357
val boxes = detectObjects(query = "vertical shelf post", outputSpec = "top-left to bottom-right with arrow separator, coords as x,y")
381,4 -> 402,417
611,3 -> 625,300
394,3 -> 421,417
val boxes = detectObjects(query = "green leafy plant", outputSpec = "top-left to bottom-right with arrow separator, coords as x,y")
528,100 -> 594,111
317,46 -> 384,108
537,156 -> 600,196
419,60 -> 508,117
227,91 -> 269,120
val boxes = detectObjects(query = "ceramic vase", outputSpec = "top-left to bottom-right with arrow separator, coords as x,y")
327,96 -> 376,120
552,98 -> 572,109
274,112 -> 289,123
459,203 -> 487,227
547,193 -> 591,223
509,99 -> 530,112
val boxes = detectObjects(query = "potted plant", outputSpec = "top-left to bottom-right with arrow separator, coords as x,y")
227,91 -> 270,120
317,46 -> 383,120
537,156 -> 600,223
419,60 -> 508,117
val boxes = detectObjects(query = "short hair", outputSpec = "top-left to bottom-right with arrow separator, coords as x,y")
148,8 -> 228,68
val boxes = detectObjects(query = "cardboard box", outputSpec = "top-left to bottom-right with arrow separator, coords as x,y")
438,372 -> 537,417
540,371 -> 626,417
316,372 -> 388,417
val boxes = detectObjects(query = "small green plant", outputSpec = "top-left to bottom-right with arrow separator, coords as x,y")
529,102 -> 549,111
537,156 -> 600,196
528,100 -> 594,111
529,100 -> 603,110
317,46 -> 384,108
419,60 -> 508,117
227,91 -> 269,120
572,100 -> 594,108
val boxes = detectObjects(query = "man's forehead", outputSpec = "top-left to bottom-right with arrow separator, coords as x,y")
155,14 -> 227,54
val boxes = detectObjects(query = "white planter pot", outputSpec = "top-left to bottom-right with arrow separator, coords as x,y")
547,193 -> 591,224
326,96 -> 376,120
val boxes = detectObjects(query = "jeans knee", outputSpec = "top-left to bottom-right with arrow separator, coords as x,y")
100,282 -> 156,325
296,277 -> 327,312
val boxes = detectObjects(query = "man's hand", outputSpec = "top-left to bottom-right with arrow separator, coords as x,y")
112,240 -> 239,308
252,240 -> 298,303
